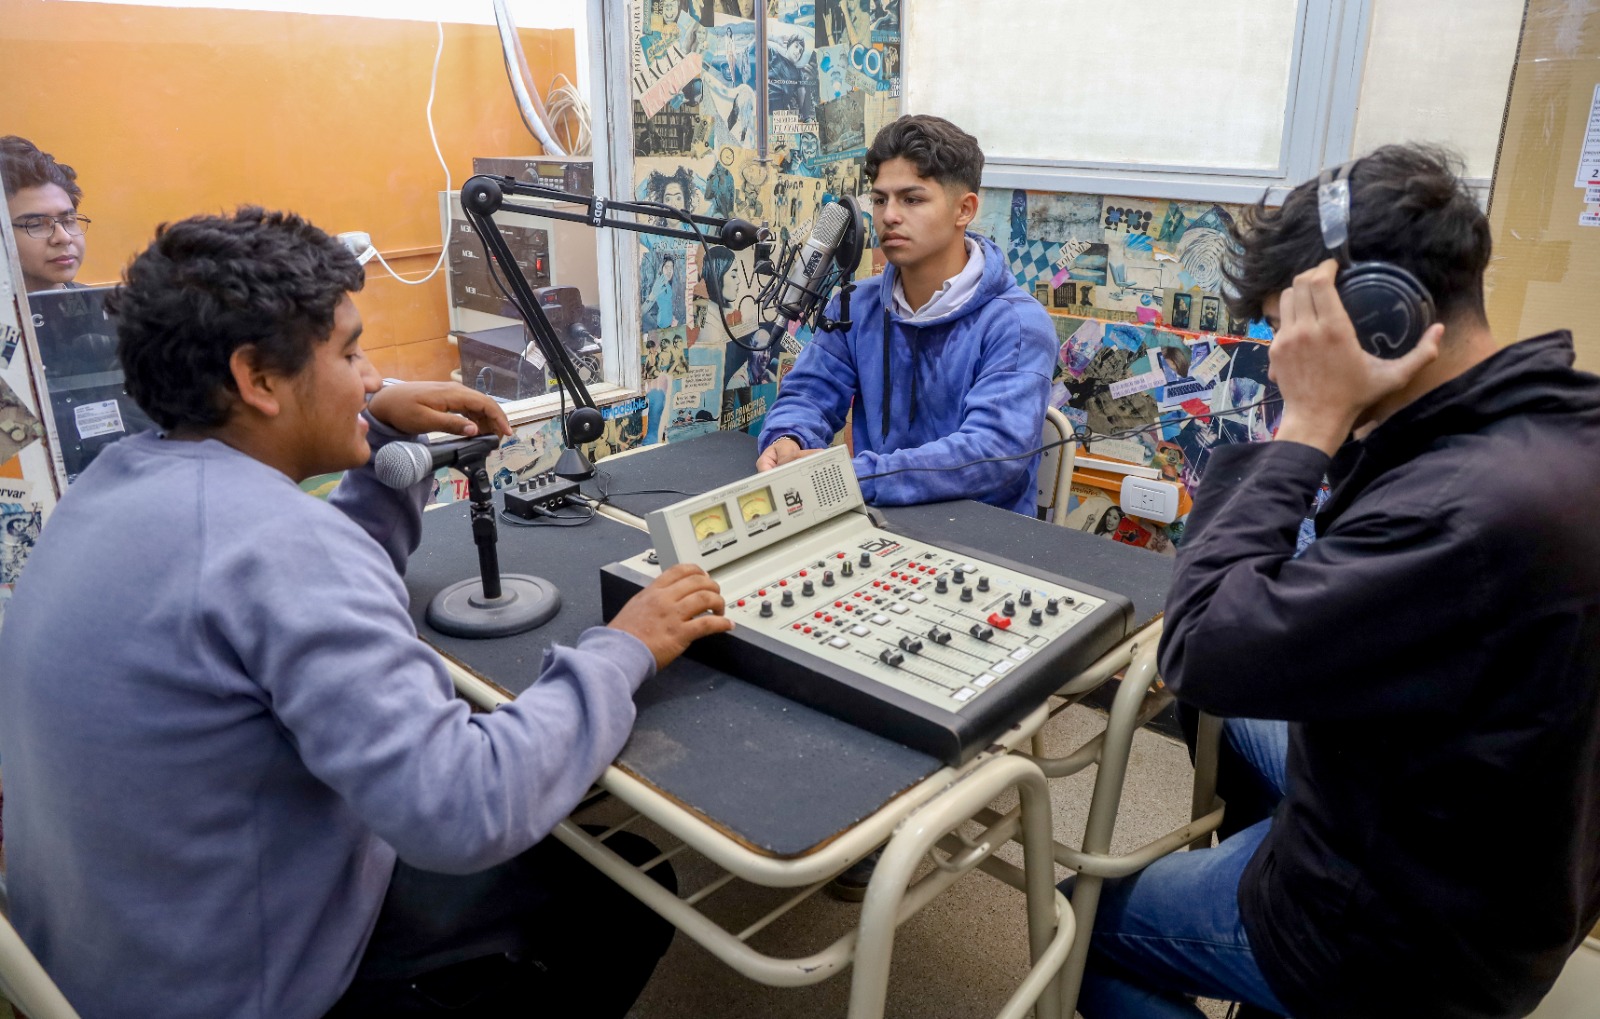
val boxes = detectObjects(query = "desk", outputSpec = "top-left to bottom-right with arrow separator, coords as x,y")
405,431 -> 1188,1018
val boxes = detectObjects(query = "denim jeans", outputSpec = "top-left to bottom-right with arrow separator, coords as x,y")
1063,718 -> 1292,1018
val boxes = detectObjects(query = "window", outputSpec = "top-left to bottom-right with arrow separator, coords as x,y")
904,0 -> 1522,205
1350,0 -> 1523,181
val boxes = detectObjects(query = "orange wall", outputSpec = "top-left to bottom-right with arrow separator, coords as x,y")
0,1 -> 576,380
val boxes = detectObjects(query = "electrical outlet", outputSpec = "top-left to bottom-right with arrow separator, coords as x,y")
1120,476 -> 1181,524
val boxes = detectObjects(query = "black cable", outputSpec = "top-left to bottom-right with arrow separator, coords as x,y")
855,396 -> 1285,483
584,468 -> 695,509
634,199 -> 778,354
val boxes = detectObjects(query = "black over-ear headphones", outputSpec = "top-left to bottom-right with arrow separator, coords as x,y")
1317,159 -> 1436,359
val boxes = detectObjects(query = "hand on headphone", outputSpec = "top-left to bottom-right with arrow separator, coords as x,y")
1270,259 -> 1444,455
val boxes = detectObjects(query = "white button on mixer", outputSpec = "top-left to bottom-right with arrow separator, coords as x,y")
952,688 -> 976,702
888,603 -> 909,614
1009,648 -> 1032,661
850,625 -> 870,637
974,674 -> 998,688
906,593 -> 927,604
870,614 -> 890,625
828,637 -> 850,649
992,661 -> 1015,675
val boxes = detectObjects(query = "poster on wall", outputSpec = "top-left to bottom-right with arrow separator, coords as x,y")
1,215 -> 56,622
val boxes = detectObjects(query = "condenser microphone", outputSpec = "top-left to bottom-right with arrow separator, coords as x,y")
373,434 -> 500,489
756,201 -> 855,348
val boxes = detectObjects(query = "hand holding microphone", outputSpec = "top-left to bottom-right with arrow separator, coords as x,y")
366,381 -> 514,489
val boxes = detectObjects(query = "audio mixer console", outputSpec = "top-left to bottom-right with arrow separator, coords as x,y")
600,448 -> 1134,764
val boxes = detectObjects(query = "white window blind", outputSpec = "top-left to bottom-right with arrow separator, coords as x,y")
906,0 -> 1303,172
1351,0 -> 1523,179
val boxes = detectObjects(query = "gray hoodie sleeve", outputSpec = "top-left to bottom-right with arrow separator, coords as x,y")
208,443 -> 656,874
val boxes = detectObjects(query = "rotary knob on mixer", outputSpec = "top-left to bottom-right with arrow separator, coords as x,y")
780,590 -> 795,608
759,600 -> 773,618
822,570 -> 835,587
802,580 -> 815,597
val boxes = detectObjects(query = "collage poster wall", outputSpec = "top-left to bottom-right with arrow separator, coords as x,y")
631,0 -> 899,448
477,0 -> 1282,555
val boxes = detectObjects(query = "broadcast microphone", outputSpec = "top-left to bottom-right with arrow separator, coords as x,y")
756,201 -> 856,348
373,434 -> 500,489
778,202 -> 853,319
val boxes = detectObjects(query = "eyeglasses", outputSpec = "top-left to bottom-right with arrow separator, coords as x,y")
10,213 -> 91,239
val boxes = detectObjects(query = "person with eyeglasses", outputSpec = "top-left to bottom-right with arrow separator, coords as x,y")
2,135 -> 90,293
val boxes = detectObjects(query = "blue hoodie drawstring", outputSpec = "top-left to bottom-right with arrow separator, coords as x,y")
880,305 -> 919,443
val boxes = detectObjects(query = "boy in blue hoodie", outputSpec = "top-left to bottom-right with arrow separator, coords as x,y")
756,115 -> 1057,516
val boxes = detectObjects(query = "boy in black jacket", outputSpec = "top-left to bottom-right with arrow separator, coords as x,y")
1070,144 -> 1600,1018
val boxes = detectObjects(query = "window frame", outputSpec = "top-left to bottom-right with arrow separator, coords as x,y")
477,0 -> 641,426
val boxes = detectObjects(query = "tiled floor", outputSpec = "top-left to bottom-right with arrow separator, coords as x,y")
612,702 -> 1233,1019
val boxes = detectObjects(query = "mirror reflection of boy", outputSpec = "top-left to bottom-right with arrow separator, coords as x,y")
2,136 -> 89,293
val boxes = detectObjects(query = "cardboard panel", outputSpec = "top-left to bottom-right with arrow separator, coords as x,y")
1486,2 -> 1600,370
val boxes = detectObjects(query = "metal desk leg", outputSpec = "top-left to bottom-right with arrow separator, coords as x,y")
849,756 -> 1074,1019
1056,641 -> 1163,1017
1189,711 -> 1224,850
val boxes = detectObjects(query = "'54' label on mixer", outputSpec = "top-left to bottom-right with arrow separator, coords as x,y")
857,537 -> 903,557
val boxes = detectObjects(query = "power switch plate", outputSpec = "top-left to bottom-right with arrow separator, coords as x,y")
1120,476 -> 1181,524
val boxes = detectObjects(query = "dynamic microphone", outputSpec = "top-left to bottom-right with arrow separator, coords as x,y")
373,434 -> 500,489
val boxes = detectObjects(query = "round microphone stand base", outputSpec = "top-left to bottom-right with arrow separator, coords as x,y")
426,574 -> 562,639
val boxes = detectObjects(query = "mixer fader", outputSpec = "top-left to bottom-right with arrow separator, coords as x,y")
600,448 -> 1133,764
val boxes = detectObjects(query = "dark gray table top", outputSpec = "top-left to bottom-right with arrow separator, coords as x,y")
406,506 -> 938,859
407,431 -> 1173,858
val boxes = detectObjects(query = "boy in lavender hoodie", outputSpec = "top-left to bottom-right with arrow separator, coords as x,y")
0,208 -> 731,1018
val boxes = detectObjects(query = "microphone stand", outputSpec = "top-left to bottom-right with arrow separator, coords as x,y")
425,449 -> 560,639
460,174 -> 774,480
443,177 -> 855,640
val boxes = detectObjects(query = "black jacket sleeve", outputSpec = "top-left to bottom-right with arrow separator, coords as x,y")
1158,440 -> 1489,721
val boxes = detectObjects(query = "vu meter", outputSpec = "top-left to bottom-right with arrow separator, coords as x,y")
739,486 -> 781,534
691,503 -> 736,554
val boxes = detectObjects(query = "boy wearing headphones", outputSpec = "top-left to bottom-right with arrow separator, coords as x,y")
1068,144 -> 1600,1018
